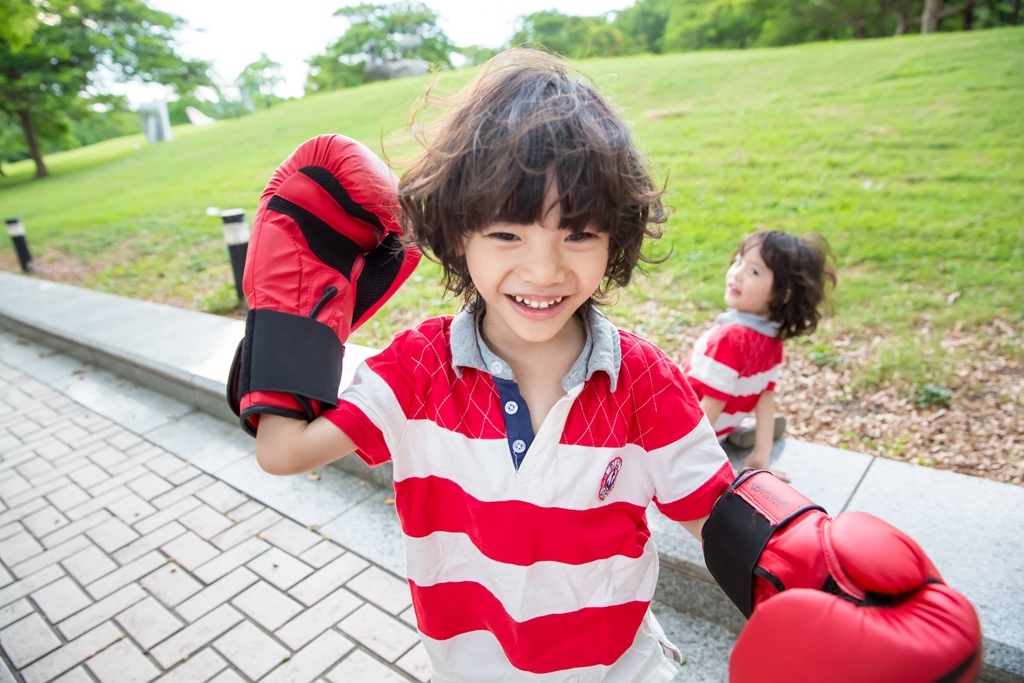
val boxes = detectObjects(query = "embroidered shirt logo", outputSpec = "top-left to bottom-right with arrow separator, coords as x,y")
598,457 -> 623,501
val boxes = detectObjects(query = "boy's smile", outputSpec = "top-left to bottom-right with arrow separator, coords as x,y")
511,294 -> 565,310
462,182 -> 610,355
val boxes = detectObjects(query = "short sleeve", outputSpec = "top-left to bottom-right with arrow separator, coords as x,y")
644,366 -> 733,521
322,326 -> 433,466
619,332 -> 734,521
650,418 -> 734,522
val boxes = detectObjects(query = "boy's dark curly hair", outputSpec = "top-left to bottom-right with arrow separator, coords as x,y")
398,48 -> 668,307
736,231 -> 837,340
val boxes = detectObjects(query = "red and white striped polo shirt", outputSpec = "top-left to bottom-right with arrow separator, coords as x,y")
680,310 -> 784,438
324,310 -> 733,682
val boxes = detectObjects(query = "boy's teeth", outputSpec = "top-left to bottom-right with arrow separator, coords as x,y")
513,295 -> 564,310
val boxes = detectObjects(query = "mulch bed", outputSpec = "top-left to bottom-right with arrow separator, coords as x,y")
766,322 -> 1021,485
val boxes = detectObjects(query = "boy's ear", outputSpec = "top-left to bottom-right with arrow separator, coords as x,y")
783,288 -> 792,304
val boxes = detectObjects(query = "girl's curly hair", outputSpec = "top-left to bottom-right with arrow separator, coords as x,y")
737,231 -> 837,340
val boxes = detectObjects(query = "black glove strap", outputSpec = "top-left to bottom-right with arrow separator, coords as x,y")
246,308 -> 344,401
227,309 -> 344,431
702,469 -> 824,618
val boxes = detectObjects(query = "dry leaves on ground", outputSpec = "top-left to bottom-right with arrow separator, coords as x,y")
775,323 -> 1022,486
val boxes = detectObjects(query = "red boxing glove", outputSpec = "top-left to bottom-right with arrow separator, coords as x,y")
227,134 -> 420,436
703,469 -> 982,683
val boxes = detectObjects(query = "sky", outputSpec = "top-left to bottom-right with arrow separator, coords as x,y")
128,0 -> 635,104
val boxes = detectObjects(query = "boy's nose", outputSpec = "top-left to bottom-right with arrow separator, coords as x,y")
521,240 -> 566,284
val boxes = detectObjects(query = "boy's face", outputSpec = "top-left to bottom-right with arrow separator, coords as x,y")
725,244 -> 775,317
462,184 -> 610,352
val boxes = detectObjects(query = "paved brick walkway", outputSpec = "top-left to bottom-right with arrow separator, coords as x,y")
0,359 -> 429,682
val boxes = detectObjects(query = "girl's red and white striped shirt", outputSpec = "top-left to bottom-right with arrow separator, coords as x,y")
681,310 -> 784,438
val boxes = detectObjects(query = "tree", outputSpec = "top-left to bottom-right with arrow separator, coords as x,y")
306,56 -> 372,93
67,95 -> 142,148
918,0 -> 994,31
0,0 -> 211,179
661,0 -> 766,51
922,0 -> 945,29
0,1 -> 37,50
0,93 -> 151,176
305,2 -> 455,94
237,53 -> 286,110
512,10 -> 629,58
615,0 -> 1015,50
754,0 -> 880,44
0,112 -> 29,176
613,0 -> 676,53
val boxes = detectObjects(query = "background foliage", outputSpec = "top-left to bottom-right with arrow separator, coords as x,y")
3,0 -> 1019,170
1,29 -> 1020,396
0,0 -> 212,178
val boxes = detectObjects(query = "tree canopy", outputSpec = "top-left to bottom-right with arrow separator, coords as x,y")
305,2 -> 456,94
513,0 -> 1019,60
0,1 -> 37,50
237,54 -> 286,110
512,11 -> 631,59
0,0 -> 211,178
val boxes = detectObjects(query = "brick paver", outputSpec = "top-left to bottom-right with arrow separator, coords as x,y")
0,360 -> 422,681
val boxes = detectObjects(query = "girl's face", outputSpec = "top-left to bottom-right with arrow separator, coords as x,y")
461,183 -> 610,354
725,244 -> 775,317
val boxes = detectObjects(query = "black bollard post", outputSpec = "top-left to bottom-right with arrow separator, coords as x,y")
220,209 -> 249,304
5,218 -> 36,274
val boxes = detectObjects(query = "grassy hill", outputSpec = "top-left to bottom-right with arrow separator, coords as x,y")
1,28 -> 1021,390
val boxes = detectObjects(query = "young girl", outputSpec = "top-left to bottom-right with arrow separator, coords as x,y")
680,231 -> 837,482
237,48 -> 979,683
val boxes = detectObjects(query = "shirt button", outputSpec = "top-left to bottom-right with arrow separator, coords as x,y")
504,401 -> 519,415
512,439 -> 526,454
489,361 -> 504,375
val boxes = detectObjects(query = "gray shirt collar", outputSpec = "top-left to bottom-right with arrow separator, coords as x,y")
451,306 -> 621,392
715,308 -> 782,338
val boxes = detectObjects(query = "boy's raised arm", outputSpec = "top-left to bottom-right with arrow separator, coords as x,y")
255,414 -> 356,475
225,134 -> 419,439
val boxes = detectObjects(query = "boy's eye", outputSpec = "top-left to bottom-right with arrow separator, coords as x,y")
487,232 -> 518,241
566,231 -> 597,242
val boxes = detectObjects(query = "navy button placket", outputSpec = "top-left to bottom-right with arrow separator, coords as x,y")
492,377 -> 534,470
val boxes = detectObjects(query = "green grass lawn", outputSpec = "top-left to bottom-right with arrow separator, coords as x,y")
1,28 -> 1021,392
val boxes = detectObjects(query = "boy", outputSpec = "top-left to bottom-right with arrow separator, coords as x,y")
229,49 -> 981,682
